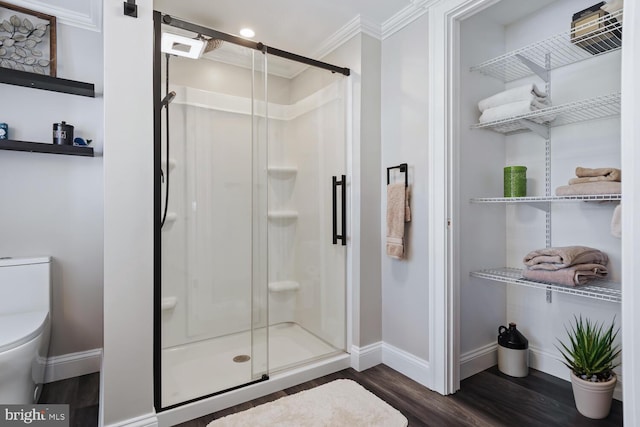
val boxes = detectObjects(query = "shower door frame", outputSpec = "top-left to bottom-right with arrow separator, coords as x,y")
152,10 -> 352,412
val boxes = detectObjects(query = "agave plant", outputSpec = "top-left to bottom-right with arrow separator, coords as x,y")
556,315 -> 621,382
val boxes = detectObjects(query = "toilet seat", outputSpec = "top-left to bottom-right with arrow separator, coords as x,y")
0,311 -> 48,353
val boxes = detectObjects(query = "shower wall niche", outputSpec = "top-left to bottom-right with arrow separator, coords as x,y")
158,39 -> 347,407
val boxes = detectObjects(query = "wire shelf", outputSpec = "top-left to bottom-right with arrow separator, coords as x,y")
471,267 -> 621,303
472,92 -> 620,134
470,10 -> 623,82
470,194 -> 621,203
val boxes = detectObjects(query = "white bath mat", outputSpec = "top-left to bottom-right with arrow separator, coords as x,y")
207,379 -> 408,427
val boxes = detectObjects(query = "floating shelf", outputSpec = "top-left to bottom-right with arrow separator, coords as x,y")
470,10 -> 623,82
471,267 -> 621,303
268,280 -> 301,292
267,166 -> 298,178
471,194 -> 621,203
267,210 -> 298,220
0,139 -> 94,157
472,92 -> 620,135
0,67 -> 95,97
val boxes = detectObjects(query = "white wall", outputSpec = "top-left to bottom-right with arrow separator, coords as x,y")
380,13 -> 431,362
0,11 -> 103,368
620,1 -> 640,423
101,0 -> 156,425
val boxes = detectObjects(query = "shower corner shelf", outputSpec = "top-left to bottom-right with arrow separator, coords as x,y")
471,92 -> 621,135
267,210 -> 299,220
471,267 -> 621,303
268,280 -> 301,292
267,166 -> 298,177
469,9 -> 623,82
0,139 -> 94,157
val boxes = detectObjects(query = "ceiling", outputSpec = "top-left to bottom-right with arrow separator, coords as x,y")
153,0 -> 414,59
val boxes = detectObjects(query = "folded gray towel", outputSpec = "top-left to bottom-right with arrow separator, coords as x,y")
523,264 -> 608,286
523,246 -> 608,270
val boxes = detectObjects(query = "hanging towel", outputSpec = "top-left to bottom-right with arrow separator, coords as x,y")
478,83 -> 548,112
522,264 -> 608,287
611,203 -> 622,238
555,181 -> 621,196
387,183 -> 409,259
523,245 -> 608,270
574,167 -> 621,181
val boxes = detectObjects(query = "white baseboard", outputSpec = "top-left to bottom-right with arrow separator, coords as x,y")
381,342 -> 430,387
460,343 -> 497,380
350,341 -> 383,371
103,412 -> 158,427
45,348 -> 102,383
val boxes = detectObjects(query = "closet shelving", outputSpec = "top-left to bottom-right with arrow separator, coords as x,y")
469,10 -> 622,82
471,92 -> 620,135
469,8 -> 623,303
471,268 -> 621,303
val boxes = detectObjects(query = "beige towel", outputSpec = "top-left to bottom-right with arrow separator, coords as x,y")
573,167 -> 621,182
387,183 -> 410,259
555,181 -> 621,196
523,246 -> 608,270
611,204 -> 621,238
523,264 -> 608,287
478,83 -> 548,112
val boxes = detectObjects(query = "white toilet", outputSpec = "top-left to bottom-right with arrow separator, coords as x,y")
0,256 -> 51,403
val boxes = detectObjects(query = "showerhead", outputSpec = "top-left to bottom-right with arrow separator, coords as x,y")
161,91 -> 176,108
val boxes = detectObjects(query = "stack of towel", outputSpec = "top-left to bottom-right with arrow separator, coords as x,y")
478,83 -> 554,125
522,245 -> 608,287
555,167 -> 621,196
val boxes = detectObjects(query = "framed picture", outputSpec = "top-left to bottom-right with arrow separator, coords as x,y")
0,1 -> 56,76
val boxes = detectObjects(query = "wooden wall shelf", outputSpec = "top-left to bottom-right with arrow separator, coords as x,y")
0,68 -> 95,97
0,139 -> 94,157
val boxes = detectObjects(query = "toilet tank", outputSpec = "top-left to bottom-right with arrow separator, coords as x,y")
0,257 -> 51,315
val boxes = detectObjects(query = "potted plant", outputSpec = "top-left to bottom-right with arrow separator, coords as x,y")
556,315 -> 621,419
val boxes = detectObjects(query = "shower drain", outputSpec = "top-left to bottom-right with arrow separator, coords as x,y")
233,355 -> 251,363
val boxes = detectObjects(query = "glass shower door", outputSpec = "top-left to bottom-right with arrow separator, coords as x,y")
159,31 -> 269,407
265,53 -> 347,372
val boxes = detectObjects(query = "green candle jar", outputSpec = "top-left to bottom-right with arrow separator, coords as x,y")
504,166 -> 527,197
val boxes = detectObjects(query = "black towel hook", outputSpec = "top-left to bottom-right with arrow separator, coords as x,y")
387,163 -> 408,187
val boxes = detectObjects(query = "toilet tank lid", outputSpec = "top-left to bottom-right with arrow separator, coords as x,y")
0,257 -> 51,267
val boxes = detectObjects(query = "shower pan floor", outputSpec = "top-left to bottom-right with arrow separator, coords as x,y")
161,322 -> 341,407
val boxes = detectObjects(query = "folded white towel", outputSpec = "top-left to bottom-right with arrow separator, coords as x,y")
478,83 -> 548,112
478,99 -> 553,124
611,203 -> 621,238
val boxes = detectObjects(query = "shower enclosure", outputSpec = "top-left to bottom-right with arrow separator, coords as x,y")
153,12 -> 350,410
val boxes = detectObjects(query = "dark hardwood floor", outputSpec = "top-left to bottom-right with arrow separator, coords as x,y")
176,365 -> 623,427
38,372 -> 100,427
38,365 -> 622,427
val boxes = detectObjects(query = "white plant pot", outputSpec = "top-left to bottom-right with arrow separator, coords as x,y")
570,372 -> 617,419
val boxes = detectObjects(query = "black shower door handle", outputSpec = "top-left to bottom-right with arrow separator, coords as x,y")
332,175 -> 346,246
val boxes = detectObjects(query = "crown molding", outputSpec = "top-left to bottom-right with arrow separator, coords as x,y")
381,0 -> 438,40
313,14 -> 382,61
6,0 -> 102,32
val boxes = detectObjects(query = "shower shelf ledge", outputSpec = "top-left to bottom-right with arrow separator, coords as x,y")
268,281 -> 300,292
268,211 -> 298,220
161,158 -> 177,170
267,166 -> 298,177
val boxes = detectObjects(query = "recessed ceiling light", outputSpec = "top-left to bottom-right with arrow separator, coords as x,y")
240,28 -> 255,38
